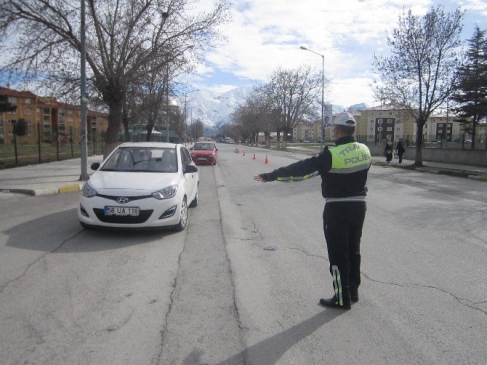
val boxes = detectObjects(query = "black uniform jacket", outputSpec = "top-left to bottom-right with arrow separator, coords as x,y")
259,136 -> 371,200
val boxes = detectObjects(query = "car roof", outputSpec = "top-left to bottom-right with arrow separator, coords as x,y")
118,142 -> 181,149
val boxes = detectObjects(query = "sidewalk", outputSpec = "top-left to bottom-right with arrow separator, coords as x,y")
0,153 -> 486,196
0,155 -> 103,196
371,156 -> 487,181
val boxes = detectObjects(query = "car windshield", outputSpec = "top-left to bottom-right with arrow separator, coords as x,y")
101,147 -> 178,173
193,143 -> 214,150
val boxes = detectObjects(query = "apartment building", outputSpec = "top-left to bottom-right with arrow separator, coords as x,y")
0,87 -> 109,145
355,104 -> 476,144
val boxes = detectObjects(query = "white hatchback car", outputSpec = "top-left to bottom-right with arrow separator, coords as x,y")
78,142 -> 199,231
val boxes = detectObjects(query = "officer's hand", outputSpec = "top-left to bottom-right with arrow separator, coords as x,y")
254,173 -> 275,182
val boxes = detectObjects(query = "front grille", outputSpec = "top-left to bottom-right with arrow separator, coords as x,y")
93,208 -> 153,224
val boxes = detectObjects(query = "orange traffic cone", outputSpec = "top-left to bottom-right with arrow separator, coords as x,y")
264,155 -> 269,164
253,152 -> 256,160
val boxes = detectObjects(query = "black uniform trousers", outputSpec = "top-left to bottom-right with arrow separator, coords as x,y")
323,201 -> 366,304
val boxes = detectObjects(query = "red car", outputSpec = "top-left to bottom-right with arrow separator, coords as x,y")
191,142 -> 218,165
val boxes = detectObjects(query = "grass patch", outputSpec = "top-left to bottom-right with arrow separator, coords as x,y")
437,170 -> 472,178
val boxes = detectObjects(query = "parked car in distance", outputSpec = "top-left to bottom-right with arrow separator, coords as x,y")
78,142 -> 199,231
190,141 -> 218,165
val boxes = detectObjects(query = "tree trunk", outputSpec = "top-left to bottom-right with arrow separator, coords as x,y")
104,101 -> 124,158
471,122 -> 476,149
146,124 -> 153,142
121,109 -> 130,142
414,121 -> 424,167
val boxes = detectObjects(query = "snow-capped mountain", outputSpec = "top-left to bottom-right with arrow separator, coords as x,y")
181,87 -> 368,135
181,87 -> 253,134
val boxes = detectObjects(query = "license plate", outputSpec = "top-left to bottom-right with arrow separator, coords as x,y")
104,206 -> 140,216
198,157 -> 207,160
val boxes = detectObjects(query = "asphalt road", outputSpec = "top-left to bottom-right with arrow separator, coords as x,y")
0,143 -> 486,364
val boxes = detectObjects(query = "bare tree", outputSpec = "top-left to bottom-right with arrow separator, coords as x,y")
0,0 -> 231,156
260,65 -> 324,149
372,5 -> 464,166
231,90 -> 274,145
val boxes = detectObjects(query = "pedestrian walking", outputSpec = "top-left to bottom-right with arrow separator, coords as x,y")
384,138 -> 393,163
395,138 -> 405,163
254,112 -> 372,310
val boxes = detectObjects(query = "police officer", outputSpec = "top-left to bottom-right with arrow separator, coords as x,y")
254,112 -> 371,310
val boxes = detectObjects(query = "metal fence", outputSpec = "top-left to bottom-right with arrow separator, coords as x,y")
0,129 -> 188,169
0,130 -> 107,169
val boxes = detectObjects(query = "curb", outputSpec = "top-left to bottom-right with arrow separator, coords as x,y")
58,184 -> 83,194
0,183 -> 83,196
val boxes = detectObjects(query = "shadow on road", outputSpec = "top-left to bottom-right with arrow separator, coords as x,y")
6,207 -> 180,253
182,309 -> 344,365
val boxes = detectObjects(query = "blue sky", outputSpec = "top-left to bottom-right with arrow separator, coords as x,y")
188,0 -> 487,107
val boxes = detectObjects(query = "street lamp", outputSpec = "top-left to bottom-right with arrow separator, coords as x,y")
300,46 -> 324,152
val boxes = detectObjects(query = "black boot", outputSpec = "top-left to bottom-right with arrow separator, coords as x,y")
350,287 -> 359,303
319,296 -> 351,310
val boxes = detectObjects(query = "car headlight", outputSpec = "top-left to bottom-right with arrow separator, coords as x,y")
81,182 -> 97,198
152,184 -> 178,200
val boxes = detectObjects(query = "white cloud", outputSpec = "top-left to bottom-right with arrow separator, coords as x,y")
188,0 -> 487,106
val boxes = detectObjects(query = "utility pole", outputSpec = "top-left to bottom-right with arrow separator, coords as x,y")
79,0 -> 89,181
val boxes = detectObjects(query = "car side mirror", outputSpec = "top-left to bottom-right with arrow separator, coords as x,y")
91,162 -> 100,170
184,164 -> 198,174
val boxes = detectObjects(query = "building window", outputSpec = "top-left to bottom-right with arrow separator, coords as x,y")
25,98 -> 31,104
8,97 -> 16,103
26,108 -> 31,115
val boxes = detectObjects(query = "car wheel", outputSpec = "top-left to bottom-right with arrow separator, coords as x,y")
189,184 -> 199,208
173,197 -> 188,231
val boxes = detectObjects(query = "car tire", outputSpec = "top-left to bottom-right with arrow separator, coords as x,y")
173,197 -> 188,231
189,185 -> 199,208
